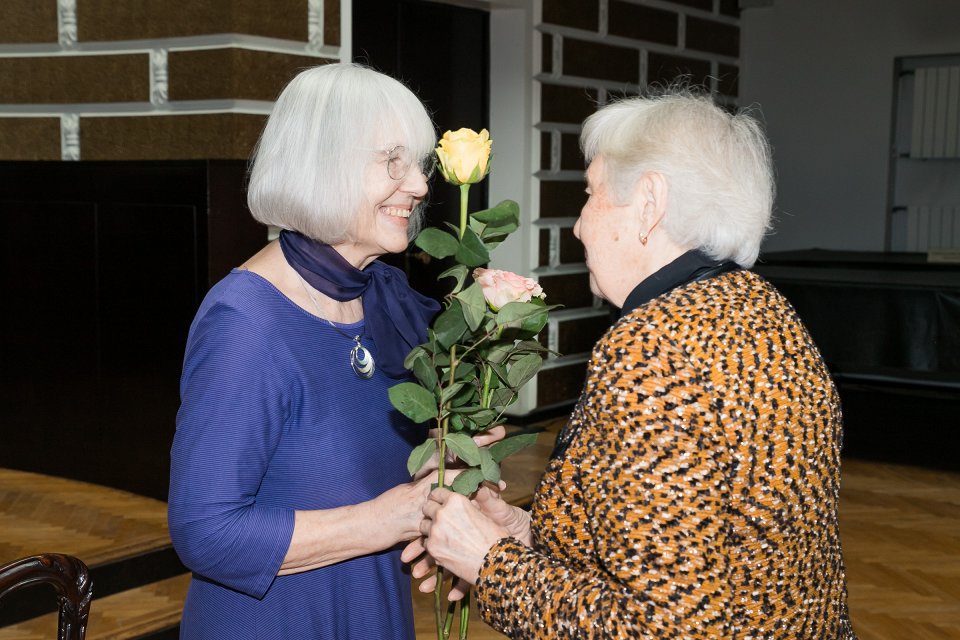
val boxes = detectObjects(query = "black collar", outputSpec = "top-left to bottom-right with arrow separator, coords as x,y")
619,249 -> 741,318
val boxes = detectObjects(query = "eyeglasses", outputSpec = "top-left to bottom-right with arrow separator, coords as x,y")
384,146 -> 437,181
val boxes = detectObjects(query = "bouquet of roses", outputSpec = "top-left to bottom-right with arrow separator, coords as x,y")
388,128 -> 555,640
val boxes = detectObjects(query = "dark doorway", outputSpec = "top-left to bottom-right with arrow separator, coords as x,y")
353,0 -> 490,301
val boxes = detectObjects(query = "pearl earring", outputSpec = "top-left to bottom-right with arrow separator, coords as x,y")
639,231 -> 648,246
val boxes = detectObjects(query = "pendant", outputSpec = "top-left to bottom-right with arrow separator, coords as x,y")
350,338 -> 376,379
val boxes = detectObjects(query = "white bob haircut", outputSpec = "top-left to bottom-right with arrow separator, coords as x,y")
247,63 -> 436,243
580,90 -> 775,267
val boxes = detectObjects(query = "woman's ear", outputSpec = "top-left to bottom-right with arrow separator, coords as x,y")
636,170 -> 669,227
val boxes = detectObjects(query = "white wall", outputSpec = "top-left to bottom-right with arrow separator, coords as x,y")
741,0 -> 960,252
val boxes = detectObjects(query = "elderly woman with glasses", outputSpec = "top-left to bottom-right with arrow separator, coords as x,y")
167,64 -> 496,639
412,90 -> 857,639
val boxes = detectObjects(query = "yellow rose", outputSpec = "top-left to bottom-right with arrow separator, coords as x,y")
435,128 -> 492,185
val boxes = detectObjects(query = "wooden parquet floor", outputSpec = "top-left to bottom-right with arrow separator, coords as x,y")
1,436 -> 959,639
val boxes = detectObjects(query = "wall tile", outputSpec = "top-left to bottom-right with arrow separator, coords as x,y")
542,0 -> 599,32
77,0 -> 309,42
719,0 -> 740,18
324,0 -> 340,46
542,33 -> 553,74
80,113 -> 266,160
541,83 -> 598,124
0,118 -> 61,160
718,63 -> 739,97
1,1 -> 58,43
168,50 -> 326,102
686,17 -> 740,57
540,130 -> 552,171
608,1 -> 678,46
537,273 -> 593,308
661,0 -> 712,10
557,314 -> 610,355
0,55 -> 149,103
563,38 -> 638,85
560,132 -> 583,171
540,180 -> 586,218
539,229 -> 551,266
559,226 -> 583,263
647,52 -> 711,88
537,362 -> 586,407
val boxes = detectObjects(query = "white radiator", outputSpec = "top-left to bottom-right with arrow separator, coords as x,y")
911,66 -> 960,159
896,205 -> 960,251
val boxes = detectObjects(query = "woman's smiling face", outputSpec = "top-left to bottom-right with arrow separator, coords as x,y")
335,143 -> 430,269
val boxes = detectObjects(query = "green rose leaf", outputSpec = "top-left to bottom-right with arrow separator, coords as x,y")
415,227 -> 459,259
507,353 -> 543,389
472,200 -> 520,227
444,432 -> 481,465
489,432 -> 539,463
490,387 -> 516,408
412,357 -> 438,392
479,447 -> 501,483
456,282 -> 487,332
440,381 -> 466,404
450,468 -> 484,496
434,300 -> 468,349
388,382 -> 438,423
495,301 -> 544,328
407,438 -> 437,475
438,264 -> 469,292
455,227 -> 490,267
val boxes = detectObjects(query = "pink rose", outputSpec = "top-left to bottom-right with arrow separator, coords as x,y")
473,268 -> 545,310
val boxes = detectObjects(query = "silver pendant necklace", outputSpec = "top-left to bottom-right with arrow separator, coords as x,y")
296,273 -> 376,379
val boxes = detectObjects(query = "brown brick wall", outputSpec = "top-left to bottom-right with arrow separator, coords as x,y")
1,1 -> 58,43
0,55 -> 150,103
168,50 -> 325,102
77,0 -> 310,42
0,118 -> 61,160
80,113 -> 266,160
536,0 -> 741,407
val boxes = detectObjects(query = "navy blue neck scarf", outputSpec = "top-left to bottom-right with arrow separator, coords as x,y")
279,230 -> 440,379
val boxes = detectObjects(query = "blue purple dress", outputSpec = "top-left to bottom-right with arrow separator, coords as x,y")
168,269 -> 420,639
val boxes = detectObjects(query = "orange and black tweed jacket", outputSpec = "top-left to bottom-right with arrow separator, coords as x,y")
476,270 -> 857,639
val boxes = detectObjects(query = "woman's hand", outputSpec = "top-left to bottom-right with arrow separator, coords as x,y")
413,425 -> 507,480
417,487 -> 510,586
402,480 -> 531,597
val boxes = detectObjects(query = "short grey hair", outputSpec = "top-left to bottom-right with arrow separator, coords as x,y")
247,63 -> 436,243
580,90 -> 775,267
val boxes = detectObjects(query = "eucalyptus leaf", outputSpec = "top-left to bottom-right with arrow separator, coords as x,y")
456,282 -> 487,332
507,353 -> 543,388
450,468 -> 484,496
479,448 -> 501,483
407,438 -> 437,475
415,227 -> 459,259
489,432 -> 539,462
444,432 -> 481,465
388,382 -> 437,423
455,227 -> 490,267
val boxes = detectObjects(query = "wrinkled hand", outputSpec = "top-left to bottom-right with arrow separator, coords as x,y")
417,487 -> 510,586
